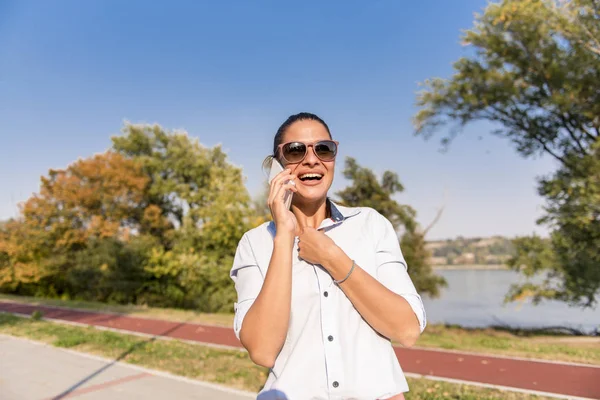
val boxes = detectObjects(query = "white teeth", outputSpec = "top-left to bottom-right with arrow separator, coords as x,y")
300,173 -> 323,179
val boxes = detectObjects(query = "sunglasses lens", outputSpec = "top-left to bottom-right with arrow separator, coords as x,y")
315,141 -> 337,161
282,142 -> 307,163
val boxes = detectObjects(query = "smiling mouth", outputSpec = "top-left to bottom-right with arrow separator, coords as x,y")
299,173 -> 324,182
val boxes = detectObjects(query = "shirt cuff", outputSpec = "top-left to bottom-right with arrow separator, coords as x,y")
233,299 -> 254,340
400,293 -> 427,333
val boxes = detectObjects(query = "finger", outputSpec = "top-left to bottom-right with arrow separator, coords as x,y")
270,169 -> 294,190
269,183 -> 288,207
268,173 -> 289,206
270,175 -> 297,205
273,167 -> 292,181
268,170 -> 295,201
281,182 -> 298,197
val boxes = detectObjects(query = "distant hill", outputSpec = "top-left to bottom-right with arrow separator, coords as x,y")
426,236 -> 515,267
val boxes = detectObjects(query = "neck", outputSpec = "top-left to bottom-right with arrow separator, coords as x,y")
292,197 -> 329,231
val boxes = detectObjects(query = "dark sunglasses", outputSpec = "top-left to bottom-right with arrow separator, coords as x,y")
277,140 -> 339,164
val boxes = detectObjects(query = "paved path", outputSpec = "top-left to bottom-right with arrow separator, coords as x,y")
0,334 -> 254,400
1,301 -> 599,399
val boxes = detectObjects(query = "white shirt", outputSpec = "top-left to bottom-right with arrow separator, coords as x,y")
230,200 -> 426,400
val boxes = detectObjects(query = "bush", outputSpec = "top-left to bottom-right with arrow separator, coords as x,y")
31,310 -> 43,321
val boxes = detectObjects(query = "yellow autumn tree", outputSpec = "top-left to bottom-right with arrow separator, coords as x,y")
0,152 -> 152,296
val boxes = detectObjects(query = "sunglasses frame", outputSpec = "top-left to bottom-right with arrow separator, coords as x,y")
277,140 -> 340,164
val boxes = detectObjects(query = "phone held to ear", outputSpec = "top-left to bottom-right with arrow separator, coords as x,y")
268,159 -> 294,210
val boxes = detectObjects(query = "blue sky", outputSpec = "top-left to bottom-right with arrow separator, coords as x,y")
0,0 -> 556,240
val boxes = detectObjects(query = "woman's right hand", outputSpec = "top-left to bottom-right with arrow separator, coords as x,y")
267,169 -> 298,235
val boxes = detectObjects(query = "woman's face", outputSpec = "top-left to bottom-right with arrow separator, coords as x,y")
280,119 -> 335,205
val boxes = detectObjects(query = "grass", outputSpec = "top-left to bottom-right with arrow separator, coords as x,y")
2,293 -> 599,365
0,313 -> 555,400
415,324 -> 600,365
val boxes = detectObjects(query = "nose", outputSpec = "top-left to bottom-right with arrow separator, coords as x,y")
302,145 -> 321,166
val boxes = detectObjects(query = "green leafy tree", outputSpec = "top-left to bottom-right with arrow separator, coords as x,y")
66,235 -> 157,304
112,123 -> 255,311
508,142 -> 600,306
111,123 -> 253,249
252,181 -> 273,226
335,157 -> 447,297
413,0 -> 600,307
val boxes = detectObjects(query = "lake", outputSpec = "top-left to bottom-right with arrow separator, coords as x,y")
422,269 -> 600,334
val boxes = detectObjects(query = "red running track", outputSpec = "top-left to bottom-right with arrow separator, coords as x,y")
1,301 -> 598,399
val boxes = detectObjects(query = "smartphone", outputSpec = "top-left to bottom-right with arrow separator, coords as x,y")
268,159 -> 294,209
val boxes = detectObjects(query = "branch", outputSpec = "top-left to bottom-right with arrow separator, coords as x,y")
488,105 -> 571,166
572,13 -> 600,56
423,204 -> 445,236
549,1 -> 600,55
539,138 -> 571,167
512,37 -> 592,153
515,41 -> 589,154
578,123 -> 598,142
515,37 -> 555,100
558,114 -> 587,155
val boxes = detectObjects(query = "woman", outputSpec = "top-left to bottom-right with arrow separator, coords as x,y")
230,112 -> 426,400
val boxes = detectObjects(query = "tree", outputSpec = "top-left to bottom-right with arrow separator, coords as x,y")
23,151 -> 149,246
335,157 -> 447,297
112,123 -> 256,311
111,123 -> 253,250
413,0 -> 600,307
252,181 -> 274,227
508,142 -> 600,306
1,123 -> 257,311
0,151 -> 150,296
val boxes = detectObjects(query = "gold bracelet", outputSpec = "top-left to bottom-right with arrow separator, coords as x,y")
333,259 -> 356,285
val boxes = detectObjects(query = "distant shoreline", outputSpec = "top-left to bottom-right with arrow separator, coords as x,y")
432,264 -> 509,271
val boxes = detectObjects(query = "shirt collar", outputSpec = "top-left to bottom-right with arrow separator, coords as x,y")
327,198 -> 360,223
266,199 -> 361,237
316,198 -> 361,231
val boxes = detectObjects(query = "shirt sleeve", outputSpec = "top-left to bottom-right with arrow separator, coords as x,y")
230,234 -> 264,340
372,211 -> 427,333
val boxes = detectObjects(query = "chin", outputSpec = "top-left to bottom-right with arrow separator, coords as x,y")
296,186 -> 330,204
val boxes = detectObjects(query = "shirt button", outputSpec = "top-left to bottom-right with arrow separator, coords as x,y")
328,335 -> 334,342
332,381 -> 339,388
323,291 -> 328,297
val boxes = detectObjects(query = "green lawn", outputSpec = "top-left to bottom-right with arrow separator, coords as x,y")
0,313 -> 555,400
2,293 -> 598,365
415,324 -> 600,365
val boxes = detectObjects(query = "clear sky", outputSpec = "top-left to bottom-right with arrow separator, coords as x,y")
0,0 -> 556,240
